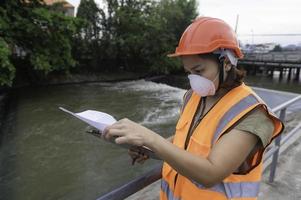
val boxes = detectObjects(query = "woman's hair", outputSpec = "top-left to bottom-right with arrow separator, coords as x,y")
198,53 -> 246,91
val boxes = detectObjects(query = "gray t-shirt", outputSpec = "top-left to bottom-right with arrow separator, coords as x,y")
234,106 -> 274,148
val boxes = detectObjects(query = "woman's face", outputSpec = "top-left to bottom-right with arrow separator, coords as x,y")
181,55 -> 231,91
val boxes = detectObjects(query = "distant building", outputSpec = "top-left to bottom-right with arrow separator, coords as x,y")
44,0 -> 75,17
242,43 -> 278,54
283,44 -> 298,51
263,43 -> 277,51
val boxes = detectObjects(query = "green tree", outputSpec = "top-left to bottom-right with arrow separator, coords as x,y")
77,0 -> 102,40
0,38 -> 15,86
96,0 -> 198,73
0,0 -> 82,86
0,0 -> 199,85
272,44 -> 282,52
142,0 -> 198,74
74,0 -> 104,71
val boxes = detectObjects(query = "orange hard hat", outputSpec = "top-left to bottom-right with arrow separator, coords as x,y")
168,17 -> 243,58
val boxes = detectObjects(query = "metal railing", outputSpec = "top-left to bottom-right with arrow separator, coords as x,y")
263,95 -> 301,182
97,95 -> 301,200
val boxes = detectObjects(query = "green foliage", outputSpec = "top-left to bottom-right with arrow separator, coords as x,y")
0,0 -> 198,86
73,0 -> 103,71
0,38 -> 15,86
146,0 -> 198,73
0,0 -> 82,86
89,0 -> 199,73
77,0 -> 102,40
272,45 -> 282,52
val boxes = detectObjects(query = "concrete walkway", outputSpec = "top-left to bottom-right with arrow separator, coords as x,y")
259,130 -> 301,200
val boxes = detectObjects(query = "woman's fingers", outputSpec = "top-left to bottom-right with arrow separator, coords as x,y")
129,146 -> 140,152
128,150 -> 139,158
102,127 -> 126,140
136,155 -> 149,164
128,149 -> 149,165
132,156 -> 146,165
115,136 -> 128,144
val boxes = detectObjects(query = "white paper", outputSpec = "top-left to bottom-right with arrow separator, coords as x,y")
59,107 -> 160,160
59,107 -> 117,132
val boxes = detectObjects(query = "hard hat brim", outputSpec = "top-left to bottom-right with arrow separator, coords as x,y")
167,49 -> 244,59
167,52 -> 201,57
167,53 -> 180,57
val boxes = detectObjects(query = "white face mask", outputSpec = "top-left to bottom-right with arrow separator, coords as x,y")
188,73 -> 219,97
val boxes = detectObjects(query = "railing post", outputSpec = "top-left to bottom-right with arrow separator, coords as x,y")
269,108 -> 286,183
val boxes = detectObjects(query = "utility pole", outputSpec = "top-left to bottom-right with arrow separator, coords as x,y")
235,14 -> 239,33
251,29 -> 254,44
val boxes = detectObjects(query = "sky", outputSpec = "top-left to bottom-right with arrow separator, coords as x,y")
67,0 -> 301,46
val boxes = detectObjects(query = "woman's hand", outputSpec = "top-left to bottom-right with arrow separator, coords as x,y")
102,118 -> 156,147
128,146 -> 149,165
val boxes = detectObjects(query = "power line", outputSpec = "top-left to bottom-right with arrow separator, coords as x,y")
238,33 -> 301,37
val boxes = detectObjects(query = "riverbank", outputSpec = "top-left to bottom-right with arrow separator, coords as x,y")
10,71 -> 155,89
2,69 -> 300,94
0,71 -> 161,107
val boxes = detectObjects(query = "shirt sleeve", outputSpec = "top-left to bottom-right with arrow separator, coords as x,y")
231,106 -> 275,174
234,106 -> 275,148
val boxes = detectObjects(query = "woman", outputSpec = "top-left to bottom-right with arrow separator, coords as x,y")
103,17 -> 284,200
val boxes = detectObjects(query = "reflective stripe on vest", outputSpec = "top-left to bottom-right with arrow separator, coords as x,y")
212,94 -> 259,145
162,178 -> 260,199
161,179 -> 180,200
191,179 -> 260,199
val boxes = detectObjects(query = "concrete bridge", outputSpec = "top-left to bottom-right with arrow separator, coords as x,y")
239,51 -> 301,82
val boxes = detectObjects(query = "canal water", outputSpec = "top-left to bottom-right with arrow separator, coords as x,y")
0,74 -> 300,200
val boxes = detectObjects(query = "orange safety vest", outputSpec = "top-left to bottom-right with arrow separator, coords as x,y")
160,83 -> 284,200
